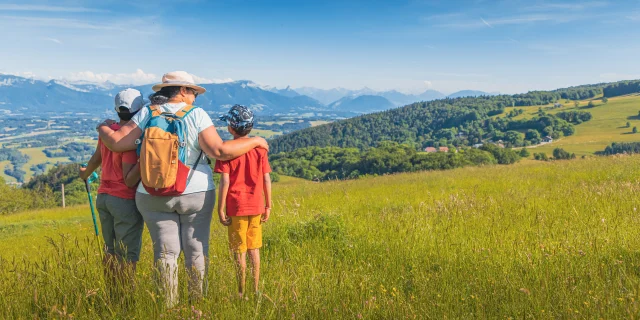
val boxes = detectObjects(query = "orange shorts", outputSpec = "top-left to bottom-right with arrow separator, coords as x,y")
228,215 -> 262,253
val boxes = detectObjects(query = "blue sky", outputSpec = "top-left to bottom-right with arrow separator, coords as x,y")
1,0 -> 639,94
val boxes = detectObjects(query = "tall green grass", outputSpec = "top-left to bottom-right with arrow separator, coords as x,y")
1,156 -> 640,318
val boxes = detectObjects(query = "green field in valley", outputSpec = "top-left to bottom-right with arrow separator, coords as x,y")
19,147 -> 71,182
2,156 -> 640,318
251,129 -> 281,139
503,94 -> 640,156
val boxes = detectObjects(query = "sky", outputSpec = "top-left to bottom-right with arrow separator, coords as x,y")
1,0 -> 640,94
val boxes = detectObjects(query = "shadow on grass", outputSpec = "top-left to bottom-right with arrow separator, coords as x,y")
627,115 -> 640,120
621,132 -> 638,135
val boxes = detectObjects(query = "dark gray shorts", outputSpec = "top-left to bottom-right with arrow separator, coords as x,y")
96,193 -> 144,262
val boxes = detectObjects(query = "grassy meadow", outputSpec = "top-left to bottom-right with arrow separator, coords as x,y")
2,156 -> 640,318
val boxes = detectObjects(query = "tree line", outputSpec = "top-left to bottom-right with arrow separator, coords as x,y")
599,142 -> 640,155
270,141 -> 521,181
270,97 -> 588,153
603,80 -> 640,98
44,142 -> 95,162
0,148 -> 30,182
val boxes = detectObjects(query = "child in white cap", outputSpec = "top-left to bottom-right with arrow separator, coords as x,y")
80,88 -> 145,294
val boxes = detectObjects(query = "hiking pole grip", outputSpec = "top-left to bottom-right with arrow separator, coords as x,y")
84,179 -> 100,236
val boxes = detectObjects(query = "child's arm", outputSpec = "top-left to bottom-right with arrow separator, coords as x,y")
217,173 -> 231,226
122,150 -> 140,188
79,146 -> 101,180
123,162 -> 140,188
261,173 -> 272,223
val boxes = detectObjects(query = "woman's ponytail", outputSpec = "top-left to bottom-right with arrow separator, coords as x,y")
149,86 -> 181,105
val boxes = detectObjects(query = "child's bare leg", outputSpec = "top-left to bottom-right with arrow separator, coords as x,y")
248,249 -> 260,293
234,251 -> 247,297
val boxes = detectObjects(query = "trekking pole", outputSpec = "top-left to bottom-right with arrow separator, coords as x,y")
81,164 -> 100,236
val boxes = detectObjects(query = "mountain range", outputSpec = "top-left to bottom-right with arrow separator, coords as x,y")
328,95 -> 396,113
0,73 -> 497,116
293,87 -> 497,106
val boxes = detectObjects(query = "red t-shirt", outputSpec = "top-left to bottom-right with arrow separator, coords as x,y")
97,123 -> 139,199
214,148 -> 271,216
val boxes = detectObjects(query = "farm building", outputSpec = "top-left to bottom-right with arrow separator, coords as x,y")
424,147 -> 450,153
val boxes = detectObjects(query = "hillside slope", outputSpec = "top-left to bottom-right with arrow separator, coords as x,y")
523,94 -> 640,155
270,80 -> 640,154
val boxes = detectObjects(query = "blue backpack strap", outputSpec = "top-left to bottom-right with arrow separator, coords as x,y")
136,105 -> 158,156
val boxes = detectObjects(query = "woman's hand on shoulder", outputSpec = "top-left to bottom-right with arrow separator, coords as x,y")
96,119 -> 116,131
252,137 -> 269,152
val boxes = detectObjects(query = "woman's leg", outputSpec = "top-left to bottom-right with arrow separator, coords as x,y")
136,193 -> 182,308
176,191 -> 215,300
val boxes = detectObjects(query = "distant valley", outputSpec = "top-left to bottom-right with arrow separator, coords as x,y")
0,72 -> 503,185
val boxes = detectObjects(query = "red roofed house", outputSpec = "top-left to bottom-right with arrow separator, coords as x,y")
424,147 -> 437,153
439,147 -> 449,153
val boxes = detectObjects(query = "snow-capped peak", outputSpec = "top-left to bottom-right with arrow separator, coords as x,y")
49,80 -> 91,92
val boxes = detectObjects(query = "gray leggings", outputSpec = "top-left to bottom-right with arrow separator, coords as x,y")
136,190 -> 215,307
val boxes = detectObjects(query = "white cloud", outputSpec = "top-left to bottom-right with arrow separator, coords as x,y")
527,44 -> 567,55
191,75 -> 233,84
0,15 -> 159,36
600,73 -> 640,81
45,37 -> 62,44
480,17 -> 493,28
524,1 -> 608,11
0,4 -> 106,13
436,14 -> 583,28
432,72 -> 490,78
65,69 -> 233,85
3,71 -> 39,79
627,12 -> 640,21
423,81 -> 433,89
0,15 -> 120,31
66,69 -> 158,85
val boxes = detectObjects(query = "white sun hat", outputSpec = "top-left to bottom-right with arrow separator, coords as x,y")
114,88 -> 144,113
151,71 -> 206,94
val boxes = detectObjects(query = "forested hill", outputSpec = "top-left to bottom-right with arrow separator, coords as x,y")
270,80 -> 638,153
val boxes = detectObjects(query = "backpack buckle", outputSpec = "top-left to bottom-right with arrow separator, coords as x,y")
179,142 -> 187,147
134,139 -> 141,145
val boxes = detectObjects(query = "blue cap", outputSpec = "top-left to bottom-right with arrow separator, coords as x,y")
219,105 -> 254,131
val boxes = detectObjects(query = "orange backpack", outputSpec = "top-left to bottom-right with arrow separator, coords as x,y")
137,105 -> 203,196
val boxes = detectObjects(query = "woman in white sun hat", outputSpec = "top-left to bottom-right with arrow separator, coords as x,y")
97,71 -> 269,307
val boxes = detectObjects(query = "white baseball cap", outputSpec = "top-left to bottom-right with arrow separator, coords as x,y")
151,71 -> 206,94
114,88 -> 144,113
